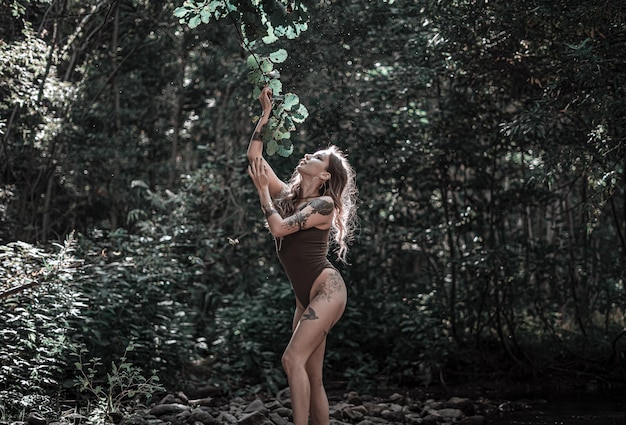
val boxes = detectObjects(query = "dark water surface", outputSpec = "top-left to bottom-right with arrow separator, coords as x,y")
486,396 -> 626,424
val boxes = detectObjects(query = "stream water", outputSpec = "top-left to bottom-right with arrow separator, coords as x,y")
486,394 -> 626,424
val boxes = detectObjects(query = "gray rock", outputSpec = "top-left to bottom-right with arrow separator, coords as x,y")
237,411 -> 271,425
380,408 -> 405,421
421,415 -> 438,425
243,399 -> 267,414
159,415 -> 181,425
216,412 -> 238,424
432,408 -> 464,420
176,392 -> 189,403
445,397 -> 474,414
345,391 -> 362,405
158,394 -> 179,405
405,413 -> 425,424
342,405 -> 365,421
361,417 -> 388,424
149,403 -> 190,417
268,412 -> 288,425
263,400 -> 282,411
176,409 -> 191,421
389,393 -> 404,403
272,407 -> 291,417
423,400 -> 445,410
275,388 -> 291,407
188,398 -> 214,407
26,414 -> 46,425
188,408 -> 216,424
460,415 -> 485,425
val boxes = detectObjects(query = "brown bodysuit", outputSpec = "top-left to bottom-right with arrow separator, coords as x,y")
276,227 -> 336,307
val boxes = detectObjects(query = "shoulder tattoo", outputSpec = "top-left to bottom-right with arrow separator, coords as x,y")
310,198 -> 334,216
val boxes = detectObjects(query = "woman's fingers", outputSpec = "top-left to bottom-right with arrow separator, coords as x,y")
248,158 -> 268,189
259,86 -> 273,106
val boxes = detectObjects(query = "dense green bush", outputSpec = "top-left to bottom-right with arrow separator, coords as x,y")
210,279 -> 294,394
72,226 -> 198,385
0,235 -> 82,420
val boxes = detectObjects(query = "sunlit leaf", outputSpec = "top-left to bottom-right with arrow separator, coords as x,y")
262,27 -> 278,44
172,7 -> 189,18
188,15 -> 201,29
282,93 -> 299,110
200,10 -> 210,23
267,79 -> 282,94
291,103 -> 309,123
269,49 -> 288,63
260,59 -> 273,73
277,142 -> 294,157
266,140 -> 278,156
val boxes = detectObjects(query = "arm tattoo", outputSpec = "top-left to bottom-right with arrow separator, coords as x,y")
251,131 -> 262,142
261,203 -> 278,219
284,211 -> 309,230
282,199 -> 333,231
309,198 -> 334,216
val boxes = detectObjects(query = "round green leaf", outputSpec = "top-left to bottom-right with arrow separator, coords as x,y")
267,79 -> 282,94
266,140 -> 278,156
262,27 -> 278,44
260,59 -> 273,73
282,93 -> 299,110
173,7 -> 189,18
269,49 -> 288,63
247,69 -> 263,84
200,10 -> 210,23
277,142 -> 294,157
246,54 -> 259,69
188,15 -> 201,29
291,103 -> 309,123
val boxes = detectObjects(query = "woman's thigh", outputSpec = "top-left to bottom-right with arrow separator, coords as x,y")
309,268 -> 347,321
284,269 -> 347,361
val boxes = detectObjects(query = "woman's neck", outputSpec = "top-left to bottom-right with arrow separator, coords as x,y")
299,178 -> 319,200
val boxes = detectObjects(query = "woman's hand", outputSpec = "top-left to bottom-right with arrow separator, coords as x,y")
259,86 -> 272,113
248,157 -> 270,193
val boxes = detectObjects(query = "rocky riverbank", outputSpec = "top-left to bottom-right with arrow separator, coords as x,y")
18,386 -> 530,425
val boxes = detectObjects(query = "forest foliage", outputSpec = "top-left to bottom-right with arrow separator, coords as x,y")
1,0 -> 625,422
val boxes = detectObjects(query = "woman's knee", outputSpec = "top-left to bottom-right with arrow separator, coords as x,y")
281,349 -> 300,375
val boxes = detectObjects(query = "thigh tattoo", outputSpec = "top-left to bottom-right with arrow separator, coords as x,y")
314,270 -> 344,303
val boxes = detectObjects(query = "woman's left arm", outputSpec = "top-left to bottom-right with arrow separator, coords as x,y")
248,159 -> 333,237
265,197 -> 333,237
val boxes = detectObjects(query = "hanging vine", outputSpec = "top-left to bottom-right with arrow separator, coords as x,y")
173,0 -> 310,156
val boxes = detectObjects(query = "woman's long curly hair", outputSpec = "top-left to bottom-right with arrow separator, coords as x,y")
275,146 -> 358,263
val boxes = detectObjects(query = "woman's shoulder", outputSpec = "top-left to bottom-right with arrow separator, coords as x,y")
307,196 -> 334,214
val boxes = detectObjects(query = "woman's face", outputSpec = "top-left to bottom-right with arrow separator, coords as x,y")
297,150 -> 331,178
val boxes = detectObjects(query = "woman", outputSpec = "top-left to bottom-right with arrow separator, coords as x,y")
247,87 -> 357,425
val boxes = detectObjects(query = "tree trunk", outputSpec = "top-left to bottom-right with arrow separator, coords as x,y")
169,32 -> 188,189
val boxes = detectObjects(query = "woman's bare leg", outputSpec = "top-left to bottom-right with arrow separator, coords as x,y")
282,269 -> 346,425
306,337 -> 328,425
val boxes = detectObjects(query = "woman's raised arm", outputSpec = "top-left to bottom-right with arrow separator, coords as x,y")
247,87 -> 286,199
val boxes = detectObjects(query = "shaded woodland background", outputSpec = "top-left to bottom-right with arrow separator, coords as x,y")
1,0 -> 625,421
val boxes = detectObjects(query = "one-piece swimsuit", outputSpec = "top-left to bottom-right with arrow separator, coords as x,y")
276,227 -> 336,307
